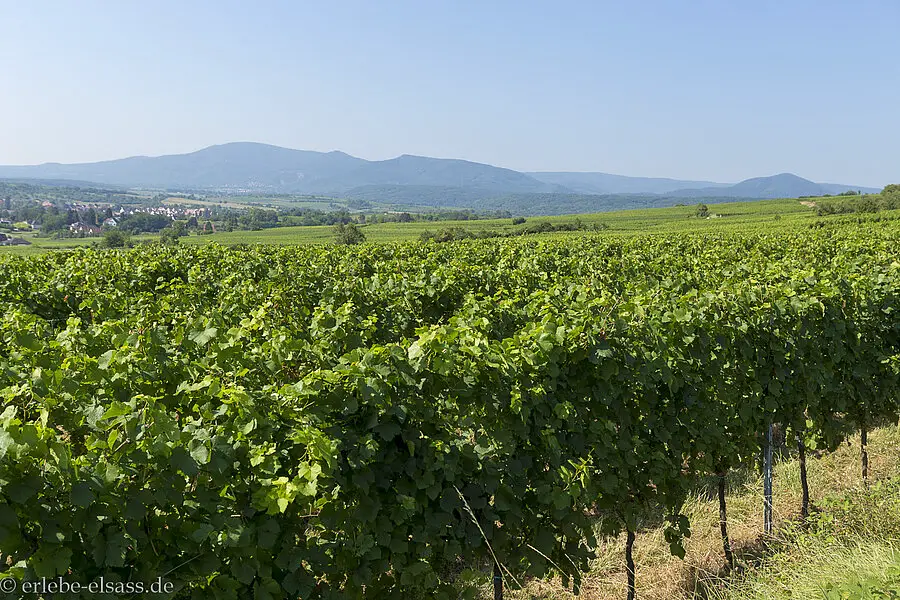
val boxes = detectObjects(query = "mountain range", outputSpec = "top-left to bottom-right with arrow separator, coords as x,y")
0,142 -> 880,206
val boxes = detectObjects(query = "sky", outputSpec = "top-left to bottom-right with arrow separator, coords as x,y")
0,1 -> 897,186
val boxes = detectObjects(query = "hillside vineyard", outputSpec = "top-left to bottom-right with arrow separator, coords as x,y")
1,226 -> 899,599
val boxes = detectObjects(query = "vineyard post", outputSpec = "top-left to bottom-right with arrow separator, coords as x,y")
493,563 -> 503,600
861,422 -> 869,488
797,434 -> 809,521
764,423 -> 774,535
625,529 -> 636,600
717,471 -> 734,570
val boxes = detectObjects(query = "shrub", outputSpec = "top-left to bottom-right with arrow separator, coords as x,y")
101,229 -> 129,248
333,222 -> 366,245
159,228 -> 181,245
523,221 -> 554,234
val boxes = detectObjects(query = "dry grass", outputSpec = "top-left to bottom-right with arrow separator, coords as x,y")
471,424 -> 900,600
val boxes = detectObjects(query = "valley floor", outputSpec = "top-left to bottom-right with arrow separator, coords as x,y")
0,198 -> 834,254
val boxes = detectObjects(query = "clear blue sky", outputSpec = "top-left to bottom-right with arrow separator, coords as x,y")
1,1 -> 897,186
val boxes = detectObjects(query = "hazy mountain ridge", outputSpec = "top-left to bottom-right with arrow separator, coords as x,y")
0,143 -> 564,195
305,155 -> 565,195
666,173 -> 879,199
527,172 -> 732,195
0,143 -> 880,202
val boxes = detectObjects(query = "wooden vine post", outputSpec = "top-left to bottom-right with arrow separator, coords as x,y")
625,529 -> 636,600
717,471 -> 734,569
764,423 -> 774,535
797,434 -> 810,521
861,422 -> 869,487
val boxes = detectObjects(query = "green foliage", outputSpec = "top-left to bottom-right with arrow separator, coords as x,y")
823,569 -> 900,600
0,226 -> 899,598
332,222 -> 366,245
159,222 -> 188,245
419,226 -> 495,242
697,203 -> 710,217
244,207 -> 279,230
715,475 -> 900,600
100,229 -> 129,248
420,220 -> 595,243
817,190 -> 900,216
802,480 -> 900,543
117,213 -> 172,234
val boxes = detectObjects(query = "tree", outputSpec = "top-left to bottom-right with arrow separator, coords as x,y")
172,221 -> 187,237
882,184 -> 900,196
101,229 -> 128,248
333,222 -> 366,245
117,213 -> 170,233
186,216 -> 199,228
244,208 -> 278,230
41,214 -> 68,233
512,217 -> 527,225
696,203 -> 710,218
160,222 -> 187,245
159,228 -> 181,245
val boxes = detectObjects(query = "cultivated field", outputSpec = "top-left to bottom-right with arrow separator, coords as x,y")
0,198 -> 833,255
2,215 -> 899,599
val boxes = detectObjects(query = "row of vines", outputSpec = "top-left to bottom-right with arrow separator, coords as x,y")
1,225 -> 899,599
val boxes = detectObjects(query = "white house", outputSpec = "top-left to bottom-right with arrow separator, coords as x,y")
69,223 -> 102,236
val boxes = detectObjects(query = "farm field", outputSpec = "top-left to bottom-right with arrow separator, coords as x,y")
0,231 -> 156,255
2,217 -> 899,599
0,197 -> 845,256
183,198 -> 821,245
161,196 -> 348,211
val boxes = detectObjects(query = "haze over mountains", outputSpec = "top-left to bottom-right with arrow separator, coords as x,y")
0,142 -> 879,205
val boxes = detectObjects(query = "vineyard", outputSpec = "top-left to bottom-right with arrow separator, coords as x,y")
1,222 -> 899,599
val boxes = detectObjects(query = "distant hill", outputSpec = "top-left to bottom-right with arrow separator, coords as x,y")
0,177 -> 127,190
0,143 -> 563,195
818,182 -> 880,195
344,185 -> 501,207
668,173 -> 879,199
527,172 -> 730,195
0,143 -> 880,213
0,143 -> 366,192
306,155 -> 564,195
